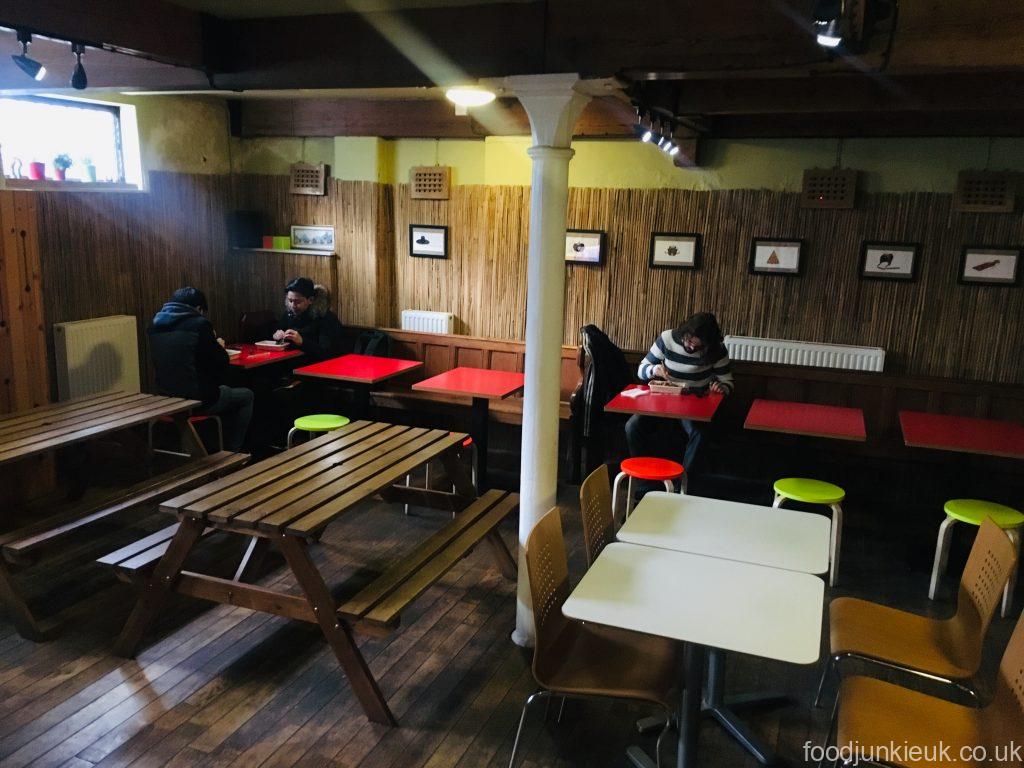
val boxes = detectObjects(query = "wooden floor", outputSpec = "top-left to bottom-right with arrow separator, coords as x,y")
0,479 -> 1018,768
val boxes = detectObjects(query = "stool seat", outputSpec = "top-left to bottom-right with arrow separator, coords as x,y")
293,414 -> 350,432
944,499 -> 1024,529
619,457 -> 685,482
774,477 -> 845,505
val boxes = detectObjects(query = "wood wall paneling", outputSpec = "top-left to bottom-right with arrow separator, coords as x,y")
25,172 -> 1024,395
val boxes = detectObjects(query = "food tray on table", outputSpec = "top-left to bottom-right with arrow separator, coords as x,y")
648,380 -> 686,395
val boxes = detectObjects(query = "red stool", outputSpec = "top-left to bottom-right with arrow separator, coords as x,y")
612,457 -> 685,524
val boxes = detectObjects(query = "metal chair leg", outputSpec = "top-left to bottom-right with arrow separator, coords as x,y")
772,494 -> 785,508
508,691 -> 549,768
928,515 -> 957,600
625,476 -> 635,519
286,427 -> 300,449
556,695 -> 566,724
817,693 -> 841,768
814,655 -> 838,708
662,479 -> 674,494
612,471 -> 629,526
829,502 -> 843,588
404,473 -> 412,515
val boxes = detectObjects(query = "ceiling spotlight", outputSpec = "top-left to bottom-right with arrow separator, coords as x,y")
668,145 -> 680,157
813,0 -> 845,48
632,109 -> 655,142
70,43 -> 87,90
12,30 -> 46,81
444,86 -> 496,108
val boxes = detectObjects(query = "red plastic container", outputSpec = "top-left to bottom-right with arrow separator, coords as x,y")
28,162 -> 45,180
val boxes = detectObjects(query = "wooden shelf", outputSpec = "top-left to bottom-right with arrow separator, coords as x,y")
231,247 -> 336,256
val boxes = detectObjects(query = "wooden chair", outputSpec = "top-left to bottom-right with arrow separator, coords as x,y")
508,508 -> 680,768
824,608 -> 1024,767
816,517 -> 1018,709
579,464 -> 615,567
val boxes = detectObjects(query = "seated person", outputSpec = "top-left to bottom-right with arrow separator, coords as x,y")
148,287 -> 254,451
626,312 -> 733,472
272,277 -> 344,362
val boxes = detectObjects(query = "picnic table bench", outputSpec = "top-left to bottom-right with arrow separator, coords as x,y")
108,419 -> 518,726
0,391 -> 247,640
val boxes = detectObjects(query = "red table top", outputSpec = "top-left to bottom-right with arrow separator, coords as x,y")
899,410 -> 1024,460
412,367 -> 525,399
744,398 -> 866,442
227,343 -> 303,369
604,384 -> 724,422
294,354 -> 423,384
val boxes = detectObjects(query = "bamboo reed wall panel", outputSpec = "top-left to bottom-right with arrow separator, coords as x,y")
22,172 -> 1024,392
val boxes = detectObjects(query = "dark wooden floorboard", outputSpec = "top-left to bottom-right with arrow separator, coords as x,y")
0,481 -> 1018,768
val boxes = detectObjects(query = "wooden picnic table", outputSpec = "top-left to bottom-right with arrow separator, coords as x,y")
0,391 -> 204,467
113,419 -> 478,726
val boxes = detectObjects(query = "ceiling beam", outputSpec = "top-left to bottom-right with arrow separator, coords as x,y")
663,73 -> 1024,116
710,110 -> 1024,138
237,96 -> 639,139
0,0 -> 207,68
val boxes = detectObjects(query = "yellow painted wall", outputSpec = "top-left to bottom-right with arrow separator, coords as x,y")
98,95 -> 1024,193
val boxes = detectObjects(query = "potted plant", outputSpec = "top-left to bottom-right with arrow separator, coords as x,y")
53,153 -> 73,181
82,156 -> 97,182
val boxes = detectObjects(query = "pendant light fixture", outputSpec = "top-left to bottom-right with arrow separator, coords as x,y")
70,43 -> 87,89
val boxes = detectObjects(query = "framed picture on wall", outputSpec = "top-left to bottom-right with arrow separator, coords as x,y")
290,225 -> 335,252
749,238 -> 803,275
649,232 -> 701,270
565,230 -> 606,265
959,246 -> 1021,286
860,241 -> 919,281
409,224 -> 448,259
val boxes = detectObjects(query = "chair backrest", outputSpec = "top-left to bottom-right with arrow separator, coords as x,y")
525,507 -> 573,679
954,518 -> 1019,655
354,329 -> 391,357
579,464 -> 615,567
990,609 -> 1024,736
239,310 -> 277,343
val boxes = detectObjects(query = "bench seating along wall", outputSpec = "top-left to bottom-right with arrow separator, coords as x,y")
351,326 -> 1024,463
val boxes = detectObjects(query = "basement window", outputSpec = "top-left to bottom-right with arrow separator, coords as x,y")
0,96 -> 143,190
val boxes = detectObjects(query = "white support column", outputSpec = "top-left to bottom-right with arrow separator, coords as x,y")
503,74 -> 590,647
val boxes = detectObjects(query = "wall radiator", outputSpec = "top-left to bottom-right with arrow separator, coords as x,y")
724,335 -> 885,373
400,309 -> 455,334
53,315 -> 141,401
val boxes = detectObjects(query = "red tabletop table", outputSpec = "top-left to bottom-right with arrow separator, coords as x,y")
227,343 -> 303,369
294,354 -> 423,417
413,367 -> 525,489
604,384 -> 724,422
744,398 -> 866,442
899,410 -> 1024,460
294,354 -> 422,384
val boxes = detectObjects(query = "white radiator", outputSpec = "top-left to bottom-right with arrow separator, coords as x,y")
53,315 -> 141,400
401,309 -> 455,334
724,335 -> 885,373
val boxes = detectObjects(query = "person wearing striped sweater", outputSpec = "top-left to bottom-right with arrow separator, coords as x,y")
626,312 -> 733,473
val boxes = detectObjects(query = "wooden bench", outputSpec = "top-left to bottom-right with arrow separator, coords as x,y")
0,450 -> 249,640
339,489 -> 519,636
98,521 -> 219,585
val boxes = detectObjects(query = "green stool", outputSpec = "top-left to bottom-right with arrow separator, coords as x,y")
773,477 -> 845,587
929,499 -> 1023,617
287,414 -> 350,448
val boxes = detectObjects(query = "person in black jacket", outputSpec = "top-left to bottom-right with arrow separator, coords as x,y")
272,277 -> 344,362
148,287 -> 253,451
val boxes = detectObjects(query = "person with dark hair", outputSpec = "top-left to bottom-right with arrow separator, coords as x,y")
626,312 -> 734,472
148,286 -> 253,451
272,276 -> 344,362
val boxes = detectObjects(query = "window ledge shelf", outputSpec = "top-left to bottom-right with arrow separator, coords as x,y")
1,178 -> 142,193
231,247 -> 337,257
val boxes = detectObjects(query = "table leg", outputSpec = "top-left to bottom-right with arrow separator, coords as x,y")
678,642 -> 707,768
114,516 -> 205,657
233,536 -> 272,582
471,396 -> 489,491
439,443 -> 477,499
0,558 -> 59,640
276,534 -> 397,726
702,648 -> 785,765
